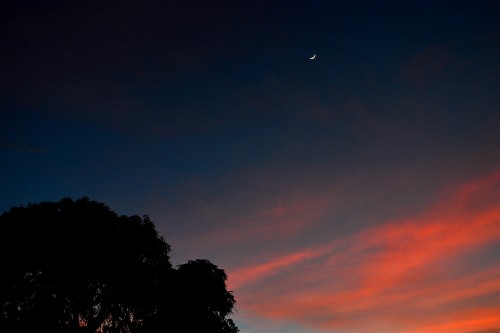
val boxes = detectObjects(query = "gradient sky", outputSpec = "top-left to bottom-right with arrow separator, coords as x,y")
1,1 -> 500,332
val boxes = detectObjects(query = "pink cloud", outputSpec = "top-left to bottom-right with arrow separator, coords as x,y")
183,188 -> 337,248
402,45 -> 454,85
230,170 -> 500,332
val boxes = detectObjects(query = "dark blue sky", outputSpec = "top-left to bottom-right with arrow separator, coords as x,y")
1,1 -> 500,332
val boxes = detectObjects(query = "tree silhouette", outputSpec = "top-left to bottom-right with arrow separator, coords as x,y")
0,197 -> 238,333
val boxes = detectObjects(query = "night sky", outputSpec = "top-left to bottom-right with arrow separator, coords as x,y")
1,1 -> 500,332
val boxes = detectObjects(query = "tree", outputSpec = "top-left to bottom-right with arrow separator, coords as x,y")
0,197 -> 238,333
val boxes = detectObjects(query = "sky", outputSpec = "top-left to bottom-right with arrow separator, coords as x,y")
1,0 -> 499,332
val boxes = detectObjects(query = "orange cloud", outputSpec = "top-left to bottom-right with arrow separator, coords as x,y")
230,170 -> 500,332
405,306 -> 500,333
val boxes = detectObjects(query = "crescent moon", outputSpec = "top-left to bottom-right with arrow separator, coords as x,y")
309,54 -> 316,60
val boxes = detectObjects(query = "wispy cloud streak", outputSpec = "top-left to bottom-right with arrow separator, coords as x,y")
229,171 -> 500,332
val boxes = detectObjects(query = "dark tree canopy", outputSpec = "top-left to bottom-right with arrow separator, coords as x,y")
0,197 -> 238,333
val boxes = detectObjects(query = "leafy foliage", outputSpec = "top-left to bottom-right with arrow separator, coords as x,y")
0,197 -> 238,333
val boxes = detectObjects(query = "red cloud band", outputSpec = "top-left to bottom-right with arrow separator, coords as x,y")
229,171 -> 500,332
